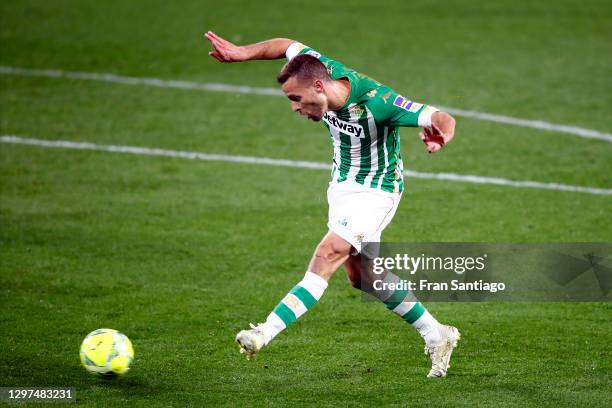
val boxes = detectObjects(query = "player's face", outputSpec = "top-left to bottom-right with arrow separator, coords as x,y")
281,77 -> 328,122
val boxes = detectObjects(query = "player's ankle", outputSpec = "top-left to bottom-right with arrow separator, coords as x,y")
421,323 -> 443,347
258,322 -> 275,345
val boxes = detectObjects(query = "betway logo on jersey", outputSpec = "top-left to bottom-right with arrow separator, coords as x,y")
323,112 -> 365,138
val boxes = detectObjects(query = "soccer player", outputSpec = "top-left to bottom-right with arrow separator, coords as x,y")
205,31 -> 459,378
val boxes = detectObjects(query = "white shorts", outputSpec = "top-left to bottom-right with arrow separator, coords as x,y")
327,181 -> 402,256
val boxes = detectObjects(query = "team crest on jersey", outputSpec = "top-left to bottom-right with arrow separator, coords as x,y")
323,112 -> 365,138
367,89 -> 377,98
349,104 -> 364,117
393,95 -> 423,113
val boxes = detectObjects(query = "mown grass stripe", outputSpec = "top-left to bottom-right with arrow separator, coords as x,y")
1,66 -> 610,142
1,136 -> 611,196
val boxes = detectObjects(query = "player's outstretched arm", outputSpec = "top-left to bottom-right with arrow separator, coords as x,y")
204,31 -> 294,62
419,111 -> 456,154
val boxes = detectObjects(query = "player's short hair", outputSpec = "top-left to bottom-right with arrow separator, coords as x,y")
277,54 -> 331,85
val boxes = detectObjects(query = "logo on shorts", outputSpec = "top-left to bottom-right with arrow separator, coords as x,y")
338,217 -> 349,227
355,233 -> 365,243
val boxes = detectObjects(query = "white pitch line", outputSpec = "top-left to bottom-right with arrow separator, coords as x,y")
1,65 -> 611,143
1,135 -> 611,196
0,66 -> 284,97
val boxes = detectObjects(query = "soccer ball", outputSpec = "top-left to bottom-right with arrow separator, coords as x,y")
80,328 -> 134,377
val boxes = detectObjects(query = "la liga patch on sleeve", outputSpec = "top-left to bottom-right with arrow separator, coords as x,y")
393,95 -> 423,113
305,50 -> 321,58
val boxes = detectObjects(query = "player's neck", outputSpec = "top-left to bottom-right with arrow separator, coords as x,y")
327,78 -> 351,111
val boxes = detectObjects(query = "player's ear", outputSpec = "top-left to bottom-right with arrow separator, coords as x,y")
313,79 -> 325,93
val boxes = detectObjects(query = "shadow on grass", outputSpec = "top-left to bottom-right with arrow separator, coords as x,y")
0,352 -> 167,401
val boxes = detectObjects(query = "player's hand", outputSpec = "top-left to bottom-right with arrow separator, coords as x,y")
204,31 -> 249,62
419,123 -> 446,154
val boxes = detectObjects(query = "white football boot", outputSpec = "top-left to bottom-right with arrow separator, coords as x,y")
235,323 -> 266,360
424,325 -> 461,378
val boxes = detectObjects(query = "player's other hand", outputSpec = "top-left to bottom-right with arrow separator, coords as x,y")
204,31 -> 248,62
419,124 -> 446,154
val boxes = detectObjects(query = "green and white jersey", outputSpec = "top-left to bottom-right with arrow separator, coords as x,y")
286,42 -> 439,194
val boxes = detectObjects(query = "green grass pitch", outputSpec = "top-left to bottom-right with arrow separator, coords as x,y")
1,0 -> 611,406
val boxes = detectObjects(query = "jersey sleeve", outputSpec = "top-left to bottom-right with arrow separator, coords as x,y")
285,42 -> 347,80
285,42 -> 309,60
366,89 -> 438,128
376,91 -> 439,128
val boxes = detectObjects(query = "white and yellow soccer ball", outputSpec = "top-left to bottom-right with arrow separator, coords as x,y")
80,328 -> 134,377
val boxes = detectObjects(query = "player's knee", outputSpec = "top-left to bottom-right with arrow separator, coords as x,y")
310,239 -> 350,277
313,242 -> 341,265
316,236 -> 351,261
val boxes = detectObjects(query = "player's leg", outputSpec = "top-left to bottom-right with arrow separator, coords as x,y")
343,251 -> 460,378
235,231 -> 351,359
344,253 -> 441,344
307,230 -> 353,280
343,252 -> 361,288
